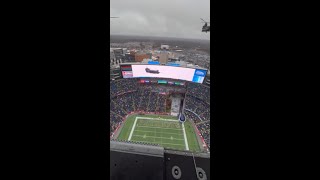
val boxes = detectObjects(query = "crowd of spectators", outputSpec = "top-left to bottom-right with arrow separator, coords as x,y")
186,82 -> 211,104
184,110 -> 202,124
184,110 -> 211,150
184,82 -> 213,151
110,112 -> 122,136
157,94 -> 166,112
138,90 -> 149,111
196,122 -> 210,150
185,95 -> 210,122
148,92 -> 158,112
110,78 -> 138,97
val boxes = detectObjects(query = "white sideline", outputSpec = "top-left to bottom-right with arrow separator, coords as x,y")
182,122 -> 189,150
128,117 -> 138,141
133,134 -> 185,141
138,117 -> 179,122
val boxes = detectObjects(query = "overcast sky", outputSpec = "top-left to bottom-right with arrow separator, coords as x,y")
110,0 -> 210,40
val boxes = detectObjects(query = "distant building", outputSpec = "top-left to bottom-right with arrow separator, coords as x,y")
146,52 -> 152,59
174,60 -> 187,67
135,53 -> 150,62
168,52 -> 175,59
141,59 -> 150,64
122,48 -> 127,55
112,48 -> 124,61
110,49 -> 115,62
124,53 -> 135,63
159,51 -> 169,65
161,44 -> 169,50
129,51 -> 136,55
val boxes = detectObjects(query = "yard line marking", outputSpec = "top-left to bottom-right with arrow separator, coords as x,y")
128,117 -> 138,141
134,130 -> 184,138
136,126 -> 182,131
182,122 -> 189,150
133,135 -> 185,141
153,122 -> 156,143
130,140 -> 186,147
161,120 -> 163,145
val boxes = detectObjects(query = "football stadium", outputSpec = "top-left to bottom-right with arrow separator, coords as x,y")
110,64 -> 212,153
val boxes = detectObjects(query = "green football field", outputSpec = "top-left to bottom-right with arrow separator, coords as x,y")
117,114 -> 200,152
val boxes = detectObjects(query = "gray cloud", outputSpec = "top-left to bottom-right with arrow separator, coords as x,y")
111,0 -> 210,40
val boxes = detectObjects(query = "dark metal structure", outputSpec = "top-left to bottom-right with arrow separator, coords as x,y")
110,140 -> 210,180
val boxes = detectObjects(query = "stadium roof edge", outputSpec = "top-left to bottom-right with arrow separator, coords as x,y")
110,141 -> 164,157
164,149 -> 210,158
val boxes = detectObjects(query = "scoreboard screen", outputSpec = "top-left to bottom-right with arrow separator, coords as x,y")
120,64 -> 207,84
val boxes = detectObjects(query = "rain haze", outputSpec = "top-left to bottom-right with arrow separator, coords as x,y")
111,0 -> 210,40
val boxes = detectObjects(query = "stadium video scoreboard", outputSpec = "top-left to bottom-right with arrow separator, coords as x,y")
120,64 -> 207,84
